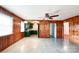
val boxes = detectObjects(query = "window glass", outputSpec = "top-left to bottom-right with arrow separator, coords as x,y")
21,21 -> 24,32
64,22 -> 69,35
0,13 -> 13,36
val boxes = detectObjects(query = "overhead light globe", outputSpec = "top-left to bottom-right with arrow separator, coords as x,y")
24,21 -> 28,23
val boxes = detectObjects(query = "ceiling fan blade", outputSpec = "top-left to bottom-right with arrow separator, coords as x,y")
49,17 -> 53,19
50,15 -> 59,17
45,13 -> 59,19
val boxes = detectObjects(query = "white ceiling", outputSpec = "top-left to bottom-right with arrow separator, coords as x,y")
2,5 -> 79,20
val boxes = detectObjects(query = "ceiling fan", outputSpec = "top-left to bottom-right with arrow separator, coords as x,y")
45,13 -> 59,19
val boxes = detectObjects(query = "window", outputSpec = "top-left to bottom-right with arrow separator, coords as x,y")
64,22 -> 69,35
0,13 -> 13,36
21,21 -> 24,32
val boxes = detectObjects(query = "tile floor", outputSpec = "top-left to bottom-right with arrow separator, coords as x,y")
1,35 -> 79,53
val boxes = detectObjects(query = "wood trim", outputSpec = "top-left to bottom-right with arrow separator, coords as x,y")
64,15 -> 79,21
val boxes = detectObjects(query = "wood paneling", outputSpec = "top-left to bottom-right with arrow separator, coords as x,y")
0,6 -> 24,51
56,21 -> 64,38
0,35 -> 13,51
38,20 -> 64,38
64,15 -> 79,44
39,20 -> 50,38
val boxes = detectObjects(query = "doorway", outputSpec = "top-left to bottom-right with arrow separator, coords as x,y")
24,21 -> 39,37
50,23 -> 57,38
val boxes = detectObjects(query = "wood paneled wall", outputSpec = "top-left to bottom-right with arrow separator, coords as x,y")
39,20 -> 64,38
64,15 -> 79,44
0,6 -> 24,51
56,21 -> 64,38
39,20 -> 50,38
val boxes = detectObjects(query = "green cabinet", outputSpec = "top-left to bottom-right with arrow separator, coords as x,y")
24,31 -> 30,37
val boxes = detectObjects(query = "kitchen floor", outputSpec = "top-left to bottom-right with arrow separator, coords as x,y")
2,35 -> 79,53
